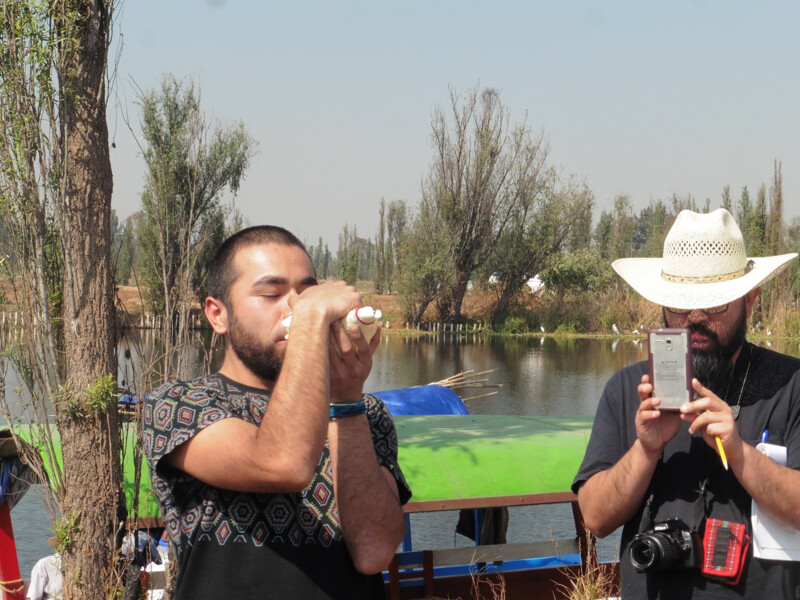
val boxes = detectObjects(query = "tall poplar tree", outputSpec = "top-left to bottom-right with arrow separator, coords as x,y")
135,74 -> 255,367
0,2 -> 123,598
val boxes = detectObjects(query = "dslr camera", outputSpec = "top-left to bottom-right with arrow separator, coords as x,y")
629,518 -> 702,573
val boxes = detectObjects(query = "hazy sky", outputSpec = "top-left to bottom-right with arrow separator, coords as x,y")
109,1 -> 800,249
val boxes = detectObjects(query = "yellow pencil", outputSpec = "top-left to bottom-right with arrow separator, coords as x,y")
715,436 -> 728,470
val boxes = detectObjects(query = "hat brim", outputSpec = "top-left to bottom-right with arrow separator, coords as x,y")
612,253 -> 798,310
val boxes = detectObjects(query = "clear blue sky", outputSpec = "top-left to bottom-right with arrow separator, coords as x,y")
109,0 -> 800,249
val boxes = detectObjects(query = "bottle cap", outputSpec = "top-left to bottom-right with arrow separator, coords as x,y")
350,307 -> 381,325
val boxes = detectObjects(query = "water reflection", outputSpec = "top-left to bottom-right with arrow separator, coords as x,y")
117,328 -> 224,393
367,334 -> 799,417
4,331 -> 798,423
366,334 -> 651,417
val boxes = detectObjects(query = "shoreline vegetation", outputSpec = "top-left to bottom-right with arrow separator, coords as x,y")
104,283 -> 800,340
4,282 -> 792,339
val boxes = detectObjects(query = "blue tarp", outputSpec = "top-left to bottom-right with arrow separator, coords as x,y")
0,455 -> 34,510
372,385 -> 469,416
381,553 -> 582,584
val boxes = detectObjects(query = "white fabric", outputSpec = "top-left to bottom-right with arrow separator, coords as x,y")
26,554 -> 62,600
751,443 -> 800,561
612,208 -> 797,309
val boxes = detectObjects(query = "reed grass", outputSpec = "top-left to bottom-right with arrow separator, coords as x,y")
555,528 -> 619,600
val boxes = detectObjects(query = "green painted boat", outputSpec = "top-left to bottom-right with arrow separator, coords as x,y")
395,414 -> 593,506
5,414 -> 594,518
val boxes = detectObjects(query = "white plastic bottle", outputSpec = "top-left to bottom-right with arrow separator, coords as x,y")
341,306 -> 382,342
282,307 -> 382,343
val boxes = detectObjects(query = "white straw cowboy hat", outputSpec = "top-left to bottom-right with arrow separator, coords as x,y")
612,208 -> 797,310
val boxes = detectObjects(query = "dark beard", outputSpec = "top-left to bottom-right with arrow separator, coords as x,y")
689,317 -> 747,397
691,344 -> 732,397
227,308 -> 282,383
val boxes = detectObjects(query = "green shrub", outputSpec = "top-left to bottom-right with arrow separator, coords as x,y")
498,315 -> 526,334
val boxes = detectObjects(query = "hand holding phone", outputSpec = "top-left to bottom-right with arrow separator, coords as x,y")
648,328 -> 693,410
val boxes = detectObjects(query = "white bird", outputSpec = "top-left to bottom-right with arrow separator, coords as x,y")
767,329 -> 773,336
612,323 -> 620,335
540,325 -> 545,333
632,329 -> 640,335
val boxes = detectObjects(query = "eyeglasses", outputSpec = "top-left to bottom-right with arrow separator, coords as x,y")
665,304 -> 729,315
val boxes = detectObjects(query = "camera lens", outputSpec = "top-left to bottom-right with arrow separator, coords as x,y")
630,532 -> 684,573
630,538 -> 659,571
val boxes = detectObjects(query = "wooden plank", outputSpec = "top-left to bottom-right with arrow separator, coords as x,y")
404,491 -> 577,513
429,539 -> 580,567
386,492 -> 608,599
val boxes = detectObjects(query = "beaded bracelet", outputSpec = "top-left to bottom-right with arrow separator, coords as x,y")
329,400 -> 367,419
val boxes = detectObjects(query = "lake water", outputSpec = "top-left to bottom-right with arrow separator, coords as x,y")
7,333 -> 800,575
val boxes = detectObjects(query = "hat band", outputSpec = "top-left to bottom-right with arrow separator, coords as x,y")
661,260 -> 754,284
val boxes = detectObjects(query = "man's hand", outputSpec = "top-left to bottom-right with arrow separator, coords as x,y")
636,374 -> 682,456
680,379 -> 743,467
287,279 -> 380,403
329,320 -> 381,403
288,280 -> 362,326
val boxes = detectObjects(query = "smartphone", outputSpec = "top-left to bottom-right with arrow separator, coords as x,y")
648,328 -> 693,410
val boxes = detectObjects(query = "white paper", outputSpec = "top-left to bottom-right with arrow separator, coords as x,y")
751,443 -> 800,561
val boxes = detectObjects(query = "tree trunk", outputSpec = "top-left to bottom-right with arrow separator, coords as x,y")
411,295 -> 434,324
445,268 -> 471,323
491,282 -> 519,326
57,2 -> 122,599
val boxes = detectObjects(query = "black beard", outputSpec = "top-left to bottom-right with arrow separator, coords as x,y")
690,317 -> 747,397
227,308 -> 282,383
691,344 -> 732,397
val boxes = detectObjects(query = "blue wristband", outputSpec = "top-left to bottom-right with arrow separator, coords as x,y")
329,400 -> 367,419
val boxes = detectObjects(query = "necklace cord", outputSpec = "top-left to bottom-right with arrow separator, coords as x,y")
722,345 -> 752,421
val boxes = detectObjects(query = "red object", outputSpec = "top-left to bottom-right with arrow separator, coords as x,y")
702,517 -> 750,585
0,501 -> 25,600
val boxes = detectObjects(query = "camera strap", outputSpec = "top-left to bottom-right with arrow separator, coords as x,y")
637,487 -> 656,536
636,465 -> 707,536
691,477 -> 710,532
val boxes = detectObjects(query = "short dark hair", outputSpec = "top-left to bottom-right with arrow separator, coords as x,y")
207,225 -> 309,306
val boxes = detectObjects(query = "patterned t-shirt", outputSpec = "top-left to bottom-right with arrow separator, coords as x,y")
143,373 -> 411,600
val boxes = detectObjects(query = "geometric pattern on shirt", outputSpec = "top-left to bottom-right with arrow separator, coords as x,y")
142,374 -> 406,554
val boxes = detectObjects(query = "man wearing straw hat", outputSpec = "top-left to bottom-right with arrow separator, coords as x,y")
573,209 -> 800,598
